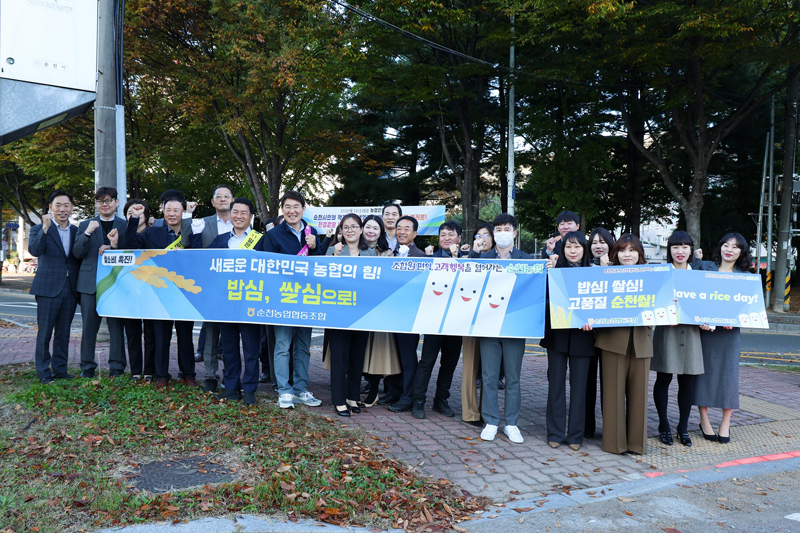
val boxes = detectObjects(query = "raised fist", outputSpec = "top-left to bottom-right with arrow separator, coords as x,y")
305,233 -> 317,249
86,220 -> 100,234
186,201 -> 197,214
107,228 -> 119,249
41,213 -> 53,233
333,242 -> 344,256
425,245 -> 434,255
449,244 -> 459,257
129,204 -> 145,219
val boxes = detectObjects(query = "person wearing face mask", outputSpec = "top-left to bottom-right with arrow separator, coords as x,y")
541,211 -> 580,260
73,187 -> 129,379
476,214 -> 532,444
29,191 -> 80,384
590,234 -> 654,455
540,231 -> 595,451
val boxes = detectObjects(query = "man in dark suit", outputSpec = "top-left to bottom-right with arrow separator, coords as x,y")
182,185 -> 234,392
73,186 -> 128,378
541,210 -> 580,260
411,220 -> 465,419
127,197 -> 201,390
379,215 -> 426,413
29,191 -> 80,384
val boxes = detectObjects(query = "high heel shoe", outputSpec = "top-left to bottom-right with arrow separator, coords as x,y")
676,432 -> 692,447
346,400 -> 362,414
718,428 -> 730,444
659,432 -> 674,445
335,406 -> 350,417
700,426 -> 717,442
363,388 -> 379,407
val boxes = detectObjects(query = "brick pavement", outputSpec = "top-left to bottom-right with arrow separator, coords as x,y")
2,314 -> 800,503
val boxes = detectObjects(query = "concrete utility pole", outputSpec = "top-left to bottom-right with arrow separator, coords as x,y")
772,68 -> 799,312
506,15 -> 516,217
94,0 -> 126,210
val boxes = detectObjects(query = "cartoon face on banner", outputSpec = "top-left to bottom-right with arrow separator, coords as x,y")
749,312 -> 761,328
412,260 -> 458,333
654,307 -> 669,325
739,314 -> 750,327
471,272 -> 517,336
440,269 -> 490,334
667,304 -> 678,323
640,310 -> 655,326
760,310 -> 768,325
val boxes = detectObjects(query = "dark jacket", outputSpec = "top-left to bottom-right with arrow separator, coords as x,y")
208,230 -> 268,251
432,247 -> 466,258
73,215 -> 128,295
264,221 -> 321,255
126,217 -> 201,250
480,247 -> 533,260
28,222 -> 79,298
541,239 -> 563,260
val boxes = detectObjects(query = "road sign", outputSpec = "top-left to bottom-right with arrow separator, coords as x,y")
5,222 -> 19,229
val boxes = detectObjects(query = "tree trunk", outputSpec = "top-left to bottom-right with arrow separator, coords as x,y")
624,92 -> 645,236
772,65 -> 799,311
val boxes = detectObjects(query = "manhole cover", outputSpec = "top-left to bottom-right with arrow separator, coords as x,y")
134,455 -> 237,493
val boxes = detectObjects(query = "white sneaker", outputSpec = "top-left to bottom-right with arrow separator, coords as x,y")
277,393 -> 294,409
480,424 -> 498,441
292,391 -> 322,407
503,425 -> 524,444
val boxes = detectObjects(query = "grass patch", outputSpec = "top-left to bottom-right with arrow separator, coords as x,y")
748,363 -> 800,374
0,364 -> 484,532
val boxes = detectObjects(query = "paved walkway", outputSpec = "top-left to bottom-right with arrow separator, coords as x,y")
2,313 -> 800,504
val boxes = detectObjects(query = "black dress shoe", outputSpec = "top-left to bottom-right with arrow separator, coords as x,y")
432,398 -> 455,417
718,429 -> 730,444
79,371 -> 95,378
243,392 -> 257,406
464,419 -> 483,427
40,377 -> 55,385
258,373 -> 271,383
676,432 -> 692,446
659,432 -> 674,445
335,406 -> 350,417
377,394 -> 399,406
53,373 -> 74,380
411,399 -> 426,419
701,427 -> 718,442
217,389 -> 242,401
389,401 -> 412,413
204,379 -> 218,393
347,402 -> 362,414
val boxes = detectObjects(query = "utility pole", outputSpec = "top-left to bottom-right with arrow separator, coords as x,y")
766,96 -> 776,304
772,68 -> 799,312
95,0 -> 126,213
506,14 -> 515,217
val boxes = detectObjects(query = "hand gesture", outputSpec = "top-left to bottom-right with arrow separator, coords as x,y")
425,245 -> 434,255
128,204 -> 145,220
333,242 -> 344,256
107,228 -> 119,249
98,244 -> 111,255
599,253 -> 610,266
546,255 -> 558,269
449,244 -> 459,257
186,201 -> 197,214
694,248 -> 703,260
397,244 -> 409,257
305,233 -> 317,249
41,213 -> 53,233
546,235 -> 562,253
86,220 -> 100,234
472,238 -> 485,253
325,228 -> 335,239
460,244 -> 471,254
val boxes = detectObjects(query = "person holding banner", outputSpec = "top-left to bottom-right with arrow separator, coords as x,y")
126,198 -> 201,390
360,215 -> 401,406
584,227 -> 615,438
541,231 -> 595,451
593,234 -> 654,455
324,214 -> 376,416
264,191 -> 323,410
652,231 -> 706,447
693,233 -> 753,444
477,214 -> 532,444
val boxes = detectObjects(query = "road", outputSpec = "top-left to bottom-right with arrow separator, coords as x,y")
1,291 -> 799,366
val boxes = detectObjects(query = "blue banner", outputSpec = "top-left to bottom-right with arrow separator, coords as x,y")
547,265 -> 677,328
673,269 -> 768,329
96,250 -> 547,338
302,205 -> 446,236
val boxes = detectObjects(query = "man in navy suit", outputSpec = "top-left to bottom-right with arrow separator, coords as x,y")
29,191 -> 81,384
127,197 -> 201,390
73,186 -> 128,378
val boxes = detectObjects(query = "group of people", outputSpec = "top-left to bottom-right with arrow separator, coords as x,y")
540,211 -> 751,454
30,188 -> 749,455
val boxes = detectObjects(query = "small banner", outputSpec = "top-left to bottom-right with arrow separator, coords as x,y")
302,205 -> 446,236
673,269 -> 768,329
547,265 -> 677,328
96,250 -> 547,338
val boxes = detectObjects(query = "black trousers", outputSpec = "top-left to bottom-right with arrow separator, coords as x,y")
546,349 -> 592,445
387,333 -> 419,405
328,329 -> 369,406
585,350 -> 603,436
34,283 -> 77,381
412,334 -> 462,402
154,320 -> 194,380
220,322 -> 261,393
123,318 -> 156,376
259,325 -> 275,380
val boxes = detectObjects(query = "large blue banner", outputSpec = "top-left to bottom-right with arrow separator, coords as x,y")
96,250 -> 548,338
673,269 -> 768,328
547,265 -> 677,328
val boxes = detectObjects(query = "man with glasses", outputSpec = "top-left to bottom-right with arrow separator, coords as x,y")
73,187 -> 128,378
182,185 -> 234,392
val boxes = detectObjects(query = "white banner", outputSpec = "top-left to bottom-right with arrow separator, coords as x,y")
302,205 -> 446,236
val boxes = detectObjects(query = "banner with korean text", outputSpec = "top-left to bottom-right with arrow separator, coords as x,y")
547,264 -> 677,328
96,250 -> 548,338
672,269 -> 768,329
302,205 -> 446,236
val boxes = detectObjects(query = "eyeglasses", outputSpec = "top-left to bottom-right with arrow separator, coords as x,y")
474,234 -> 491,240
213,194 -> 232,200
96,199 -> 116,205
342,225 -> 361,231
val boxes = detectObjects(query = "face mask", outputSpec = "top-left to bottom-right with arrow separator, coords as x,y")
494,231 -> 514,248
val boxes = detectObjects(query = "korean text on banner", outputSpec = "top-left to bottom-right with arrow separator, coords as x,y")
96,250 -> 547,338
672,269 -> 768,329
303,206 -> 446,236
547,264 -> 676,329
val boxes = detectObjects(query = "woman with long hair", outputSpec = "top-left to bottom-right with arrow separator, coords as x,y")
588,227 -> 615,267
541,231 -> 595,451
693,233 -> 752,443
652,231 -> 707,447
593,234 -> 654,455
